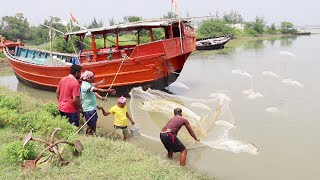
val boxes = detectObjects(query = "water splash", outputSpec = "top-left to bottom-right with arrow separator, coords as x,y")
280,51 -> 296,58
242,89 -> 263,100
265,107 -> 279,112
232,69 -> 253,78
248,92 -> 264,100
129,87 -> 259,155
202,140 -> 260,155
169,81 -> 190,90
262,71 -> 280,79
282,78 -> 304,88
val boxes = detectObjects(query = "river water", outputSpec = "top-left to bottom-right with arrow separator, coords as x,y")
1,34 -> 320,180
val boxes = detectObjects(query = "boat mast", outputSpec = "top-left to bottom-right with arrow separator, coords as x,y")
116,31 -> 119,50
49,27 -> 53,65
91,35 -> 97,61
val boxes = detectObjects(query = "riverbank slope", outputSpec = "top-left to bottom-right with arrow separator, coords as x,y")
0,87 -> 213,180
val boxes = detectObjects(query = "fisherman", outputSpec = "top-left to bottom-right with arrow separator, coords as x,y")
56,64 -> 82,127
80,70 -> 116,135
160,108 -> 200,166
99,96 -> 135,140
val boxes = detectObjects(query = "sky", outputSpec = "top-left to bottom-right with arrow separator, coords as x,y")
0,0 -> 318,26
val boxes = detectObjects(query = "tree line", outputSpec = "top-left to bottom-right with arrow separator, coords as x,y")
0,12 -> 297,54
196,10 -> 297,38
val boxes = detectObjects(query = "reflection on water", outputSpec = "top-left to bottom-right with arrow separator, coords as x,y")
1,35 -> 320,180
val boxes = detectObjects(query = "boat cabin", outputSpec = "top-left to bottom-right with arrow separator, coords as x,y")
65,19 -> 195,63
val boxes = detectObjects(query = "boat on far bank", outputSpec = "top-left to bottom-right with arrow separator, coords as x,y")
196,36 -> 231,50
0,19 -> 196,96
295,32 -> 311,35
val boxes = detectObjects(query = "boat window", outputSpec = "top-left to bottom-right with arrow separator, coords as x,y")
151,28 -> 165,41
139,29 -> 151,43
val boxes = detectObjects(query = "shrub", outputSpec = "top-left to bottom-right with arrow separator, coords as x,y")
9,110 -> 76,139
42,103 -> 60,117
0,52 -> 5,58
2,141 -> 37,163
0,92 -> 22,110
197,19 -> 236,38
0,108 -> 19,128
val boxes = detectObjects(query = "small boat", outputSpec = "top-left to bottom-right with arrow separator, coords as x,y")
0,19 -> 196,95
196,36 -> 231,50
295,32 -> 311,36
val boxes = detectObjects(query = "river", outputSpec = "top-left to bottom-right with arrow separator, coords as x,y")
1,34 -> 319,180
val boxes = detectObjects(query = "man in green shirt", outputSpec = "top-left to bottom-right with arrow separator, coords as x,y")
80,70 -> 115,135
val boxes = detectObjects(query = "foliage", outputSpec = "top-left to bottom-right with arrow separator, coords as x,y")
0,52 -> 5,58
163,11 -> 178,19
42,102 -> 60,117
0,87 -> 76,139
87,18 -> 103,29
197,19 -> 235,38
123,16 -> 142,23
0,13 -> 31,41
9,110 -> 76,139
222,10 -> 244,24
52,37 -> 77,53
280,21 -> 297,34
265,23 -> 279,34
2,141 -> 37,163
0,91 -> 22,110
109,18 -> 115,26
243,16 -> 266,36
0,108 -> 19,128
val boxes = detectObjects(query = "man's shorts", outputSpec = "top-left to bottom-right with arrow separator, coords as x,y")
114,125 -> 130,140
83,110 -> 98,129
160,132 -> 186,153
60,111 -> 79,127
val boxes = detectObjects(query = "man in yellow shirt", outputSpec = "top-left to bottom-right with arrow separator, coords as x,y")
99,96 -> 135,140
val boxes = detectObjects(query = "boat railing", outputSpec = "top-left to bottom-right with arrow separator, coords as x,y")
3,46 -> 38,65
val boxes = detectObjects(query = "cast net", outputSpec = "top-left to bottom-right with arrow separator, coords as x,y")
129,87 -> 259,155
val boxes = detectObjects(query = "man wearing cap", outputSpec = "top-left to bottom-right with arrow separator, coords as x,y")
99,96 -> 135,140
80,70 -> 116,135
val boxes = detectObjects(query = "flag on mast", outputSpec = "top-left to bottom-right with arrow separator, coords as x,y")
70,13 -> 77,24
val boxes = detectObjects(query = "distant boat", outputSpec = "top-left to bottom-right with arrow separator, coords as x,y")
295,32 -> 311,35
0,19 -> 196,95
196,36 -> 231,50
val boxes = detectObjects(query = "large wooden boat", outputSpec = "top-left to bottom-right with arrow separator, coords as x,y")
196,36 -> 230,50
0,19 -> 196,95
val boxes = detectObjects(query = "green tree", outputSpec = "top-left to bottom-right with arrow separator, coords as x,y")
123,16 -> 142,23
223,10 -> 244,24
243,16 -> 265,36
280,21 -> 297,34
163,12 -> 178,19
109,18 -> 115,26
197,19 -> 235,38
44,16 -> 65,33
87,17 -> 103,29
265,23 -> 278,34
0,13 -> 31,41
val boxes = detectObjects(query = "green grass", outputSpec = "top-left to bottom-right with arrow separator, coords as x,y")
0,87 -> 213,180
0,67 -> 13,76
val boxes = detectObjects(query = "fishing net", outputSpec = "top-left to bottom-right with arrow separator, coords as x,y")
129,87 -> 259,155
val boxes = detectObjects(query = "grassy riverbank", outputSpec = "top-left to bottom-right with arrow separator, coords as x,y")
0,87 -> 213,180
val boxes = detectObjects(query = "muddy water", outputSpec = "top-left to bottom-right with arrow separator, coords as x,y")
1,35 -> 320,180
